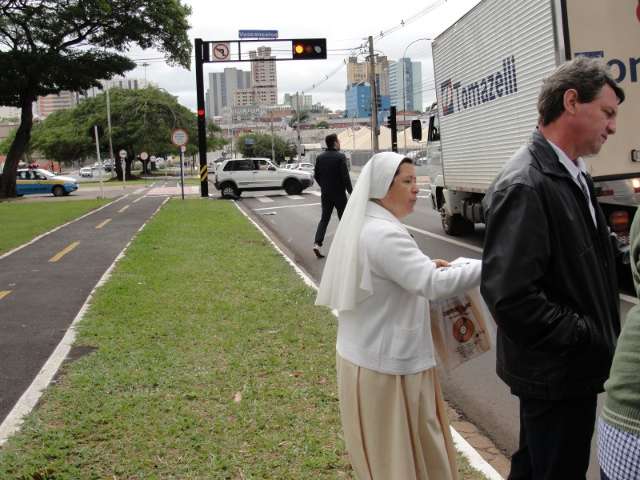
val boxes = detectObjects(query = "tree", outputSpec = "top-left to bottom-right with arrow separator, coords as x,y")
31,87 -> 198,180
237,133 -> 295,163
288,111 -> 309,128
0,0 -> 192,197
315,120 -> 329,129
207,119 -> 228,153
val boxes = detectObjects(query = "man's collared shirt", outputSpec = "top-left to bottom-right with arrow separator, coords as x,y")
548,140 -> 597,227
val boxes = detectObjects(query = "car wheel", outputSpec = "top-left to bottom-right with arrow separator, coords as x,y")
220,182 -> 239,199
284,179 -> 303,195
52,185 -> 65,197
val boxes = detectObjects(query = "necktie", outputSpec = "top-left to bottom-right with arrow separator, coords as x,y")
578,173 -> 590,202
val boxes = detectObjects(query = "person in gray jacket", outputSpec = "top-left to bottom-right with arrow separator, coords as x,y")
481,57 -> 624,479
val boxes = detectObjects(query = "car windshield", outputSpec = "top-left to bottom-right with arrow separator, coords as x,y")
36,169 -> 55,179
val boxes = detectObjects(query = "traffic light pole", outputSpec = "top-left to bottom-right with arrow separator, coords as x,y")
195,38 -> 209,197
368,36 -> 379,153
389,106 -> 398,153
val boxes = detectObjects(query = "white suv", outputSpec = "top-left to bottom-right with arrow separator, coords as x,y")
214,158 -> 314,198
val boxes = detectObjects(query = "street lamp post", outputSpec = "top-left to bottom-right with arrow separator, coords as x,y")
402,38 -> 431,153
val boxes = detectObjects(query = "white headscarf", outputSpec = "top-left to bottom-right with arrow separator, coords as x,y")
315,151 -> 406,312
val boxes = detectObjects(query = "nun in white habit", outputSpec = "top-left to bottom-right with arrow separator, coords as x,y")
316,152 -> 481,480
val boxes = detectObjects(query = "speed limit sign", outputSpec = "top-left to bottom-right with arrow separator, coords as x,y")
171,128 -> 189,147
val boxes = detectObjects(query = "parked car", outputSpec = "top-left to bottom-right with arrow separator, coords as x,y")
79,167 -> 93,177
294,162 -> 314,172
214,158 -> 314,198
15,168 -> 78,196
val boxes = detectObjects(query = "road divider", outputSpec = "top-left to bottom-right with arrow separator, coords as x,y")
49,241 -> 80,263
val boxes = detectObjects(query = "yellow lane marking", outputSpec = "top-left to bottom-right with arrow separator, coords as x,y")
49,241 -> 80,263
118,205 -> 130,213
95,219 -> 112,229
0,290 -> 11,300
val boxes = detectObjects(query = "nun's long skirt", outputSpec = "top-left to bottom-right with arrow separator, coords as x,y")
337,354 -> 458,480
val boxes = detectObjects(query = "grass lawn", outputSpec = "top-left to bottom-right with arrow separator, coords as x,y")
0,199 -> 488,479
0,199 -> 109,255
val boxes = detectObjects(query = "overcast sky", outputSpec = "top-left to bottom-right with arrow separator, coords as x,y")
126,0 -> 481,112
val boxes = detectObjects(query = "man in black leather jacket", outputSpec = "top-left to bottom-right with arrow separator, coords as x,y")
313,133 -> 353,258
481,57 -> 625,479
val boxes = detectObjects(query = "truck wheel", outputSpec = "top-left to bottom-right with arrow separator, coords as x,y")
52,185 -> 65,197
284,179 -> 302,195
220,182 -> 239,199
442,213 -> 474,236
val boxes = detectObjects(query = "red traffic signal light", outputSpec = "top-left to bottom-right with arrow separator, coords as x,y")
291,38 -> 327,60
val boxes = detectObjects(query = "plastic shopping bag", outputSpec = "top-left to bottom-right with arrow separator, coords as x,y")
430,286 -> 494,372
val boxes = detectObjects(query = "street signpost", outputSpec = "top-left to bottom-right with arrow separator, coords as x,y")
119,149 -> 127,188
171,129 -> 188,200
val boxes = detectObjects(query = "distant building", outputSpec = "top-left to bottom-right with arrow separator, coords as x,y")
36,91 -> 80,118
345,82 -> 391,119
82,76 -> 153,98
234,46 -> 278,108
283,93 -> 312,110
205,68 -> 251,118
389,58 -> 423,112
0,106 -> 20,120
347,56 -> 390,97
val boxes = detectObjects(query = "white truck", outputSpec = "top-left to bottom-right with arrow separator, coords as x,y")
427,0 -> 640,254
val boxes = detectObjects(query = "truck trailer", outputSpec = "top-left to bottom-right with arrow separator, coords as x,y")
428,0 -> 640,260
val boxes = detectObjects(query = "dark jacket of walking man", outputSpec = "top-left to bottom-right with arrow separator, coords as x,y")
481,57 -> 624,480
313,133 -> 353,258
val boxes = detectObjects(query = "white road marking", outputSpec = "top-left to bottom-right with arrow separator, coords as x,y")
256,197 -> 275,203
404,224 -> 483,254
254,202 -> 321,212
118,205 -> 130,213
287,195 -> 304,200
308,191 -> 321,197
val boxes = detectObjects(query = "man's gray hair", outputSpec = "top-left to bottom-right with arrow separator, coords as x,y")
537,56 -> 625,126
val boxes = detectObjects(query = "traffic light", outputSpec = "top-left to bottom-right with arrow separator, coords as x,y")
387,106 -> 398,153
291,38 -> 327,60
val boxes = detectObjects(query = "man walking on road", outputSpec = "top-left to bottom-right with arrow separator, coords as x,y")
481,57 -> 624,479
313,133 -> 353,258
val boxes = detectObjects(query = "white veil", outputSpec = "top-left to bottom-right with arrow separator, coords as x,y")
315,151 -> 406,312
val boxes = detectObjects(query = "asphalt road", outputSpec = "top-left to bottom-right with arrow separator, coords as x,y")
0,188 -> 167,424
236,182 -> 636,480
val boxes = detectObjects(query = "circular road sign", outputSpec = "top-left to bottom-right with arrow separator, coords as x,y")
119,149 -> 127,159
171,128 -> 189,147
140,151 -> 149,160
212,42 -> 231,61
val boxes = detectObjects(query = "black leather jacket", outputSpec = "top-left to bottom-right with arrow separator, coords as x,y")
481,130 -> 620,400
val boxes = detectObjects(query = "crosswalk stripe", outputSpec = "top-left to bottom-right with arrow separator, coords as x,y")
256,197 -> 275,203
287,195 -> 304,200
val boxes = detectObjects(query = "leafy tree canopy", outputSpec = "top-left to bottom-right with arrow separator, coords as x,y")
0,0 -> 192,196
237,133 -> 296,163
31,87 -> 199,168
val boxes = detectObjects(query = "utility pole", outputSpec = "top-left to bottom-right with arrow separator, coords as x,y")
105,87 -> 115,173
295,92 -> 302,159
368,36 -> 379,152
270,107 -> 275,163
